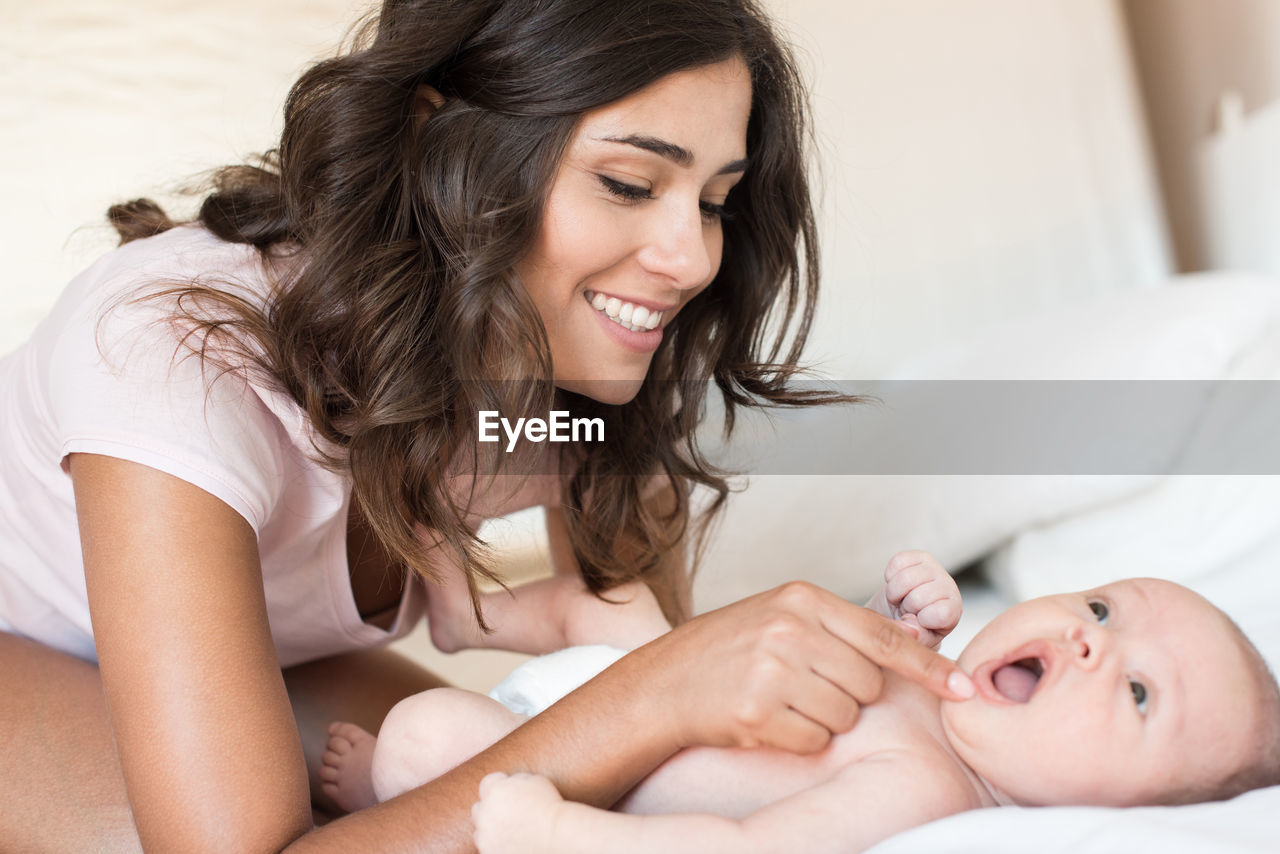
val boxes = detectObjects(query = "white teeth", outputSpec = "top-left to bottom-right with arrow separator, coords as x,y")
584,291 -> 664,333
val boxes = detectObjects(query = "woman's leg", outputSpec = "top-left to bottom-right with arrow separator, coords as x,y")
0,631 -> 141,854
0,629 -> 446,851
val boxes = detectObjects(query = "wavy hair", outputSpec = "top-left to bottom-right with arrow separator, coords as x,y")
109,0 -> 850,624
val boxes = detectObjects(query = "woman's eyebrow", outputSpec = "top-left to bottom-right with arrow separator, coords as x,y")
596,134 -> 749,175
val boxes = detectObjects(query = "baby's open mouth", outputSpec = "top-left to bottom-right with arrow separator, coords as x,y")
992,657 -> 1044,703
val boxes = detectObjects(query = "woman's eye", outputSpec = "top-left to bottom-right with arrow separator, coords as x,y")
1088,600 -> 1109,624
597,175 -> 733,224
597,175 -> 653,202
1130,680 -> 1148,715
699,200 -> 732,223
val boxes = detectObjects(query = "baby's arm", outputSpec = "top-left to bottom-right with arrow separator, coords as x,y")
863,550 -> 961,650
473,752 -> 977,854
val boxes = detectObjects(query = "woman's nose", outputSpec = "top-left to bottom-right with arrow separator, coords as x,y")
636,204 -> 714,290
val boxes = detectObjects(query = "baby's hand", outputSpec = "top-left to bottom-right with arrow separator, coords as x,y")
864,551 -> 961,650
473,772 -> 566,854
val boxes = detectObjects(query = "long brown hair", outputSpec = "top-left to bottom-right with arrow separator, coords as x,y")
109,0 -> 849,624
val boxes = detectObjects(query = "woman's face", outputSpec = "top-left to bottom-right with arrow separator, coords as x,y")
515,56 -> 752,405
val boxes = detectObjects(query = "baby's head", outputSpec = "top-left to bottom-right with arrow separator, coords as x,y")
940,578 -> 1280,807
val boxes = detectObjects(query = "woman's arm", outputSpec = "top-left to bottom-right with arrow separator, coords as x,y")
426,501 -> 678,655
72,454 -> 313,852
425,560 -> 671,655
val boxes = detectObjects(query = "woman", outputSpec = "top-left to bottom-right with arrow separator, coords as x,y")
0,1 -> 973,851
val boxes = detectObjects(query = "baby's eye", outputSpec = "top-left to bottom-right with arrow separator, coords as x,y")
1088,600 -> 1109,624
1130,680 -> 1148,715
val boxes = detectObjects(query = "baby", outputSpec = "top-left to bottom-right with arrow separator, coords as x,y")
322,554 -> 1280,854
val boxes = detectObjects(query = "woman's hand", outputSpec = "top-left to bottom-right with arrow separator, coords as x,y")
624,581 -> 975,755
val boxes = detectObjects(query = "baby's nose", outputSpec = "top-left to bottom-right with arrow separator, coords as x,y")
1063,624 -> 1097,668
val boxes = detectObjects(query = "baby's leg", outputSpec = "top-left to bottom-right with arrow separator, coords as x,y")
321,687 -> 526,812
372,688 -> 528,802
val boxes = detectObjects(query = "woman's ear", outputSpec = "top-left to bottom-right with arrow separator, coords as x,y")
414,85 -> 447,121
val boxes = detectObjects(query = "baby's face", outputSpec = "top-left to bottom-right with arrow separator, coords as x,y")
940,578 -> 1260,806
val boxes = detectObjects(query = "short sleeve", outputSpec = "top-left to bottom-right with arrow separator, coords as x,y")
46,288 -> 287,534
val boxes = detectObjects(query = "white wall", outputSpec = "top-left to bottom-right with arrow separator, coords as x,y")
762,0 -> 1171,377
1125,0 -> 1280,272
1,0 -> 370,352
5,1 -> 1170,372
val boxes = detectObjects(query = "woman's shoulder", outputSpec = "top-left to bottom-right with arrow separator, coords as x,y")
29,226 -> 318,535
31,225 -> 278,344
97,224 -> 281,305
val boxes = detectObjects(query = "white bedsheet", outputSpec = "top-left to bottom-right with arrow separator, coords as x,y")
869,784 -> 1280,854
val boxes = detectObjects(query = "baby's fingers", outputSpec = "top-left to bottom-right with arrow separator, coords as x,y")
915,597 -> 961,632
884,555 -> 944,606
478,772 -> 510,799
899,579 -> 958,619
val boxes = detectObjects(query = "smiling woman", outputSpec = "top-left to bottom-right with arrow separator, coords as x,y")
0,1 -> 948,852
101,1 -> 844,619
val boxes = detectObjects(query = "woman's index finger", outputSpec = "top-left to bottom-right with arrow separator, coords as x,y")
825,604 -> 976,701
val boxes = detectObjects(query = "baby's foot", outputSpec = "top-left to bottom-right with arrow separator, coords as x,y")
319,721 -> 379,813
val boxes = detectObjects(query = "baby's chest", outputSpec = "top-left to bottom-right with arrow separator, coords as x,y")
620,723 -> 881,819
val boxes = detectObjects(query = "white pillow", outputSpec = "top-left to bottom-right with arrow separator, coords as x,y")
694,273 -> 1280,609
691,474 -> 1146,610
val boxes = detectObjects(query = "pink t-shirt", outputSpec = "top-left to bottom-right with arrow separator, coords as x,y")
0,225 -> 425,666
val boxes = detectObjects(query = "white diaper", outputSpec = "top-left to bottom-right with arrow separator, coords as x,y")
488,644 -> 628,717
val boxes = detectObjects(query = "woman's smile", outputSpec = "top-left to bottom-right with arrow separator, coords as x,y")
581,290 -> 669,353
